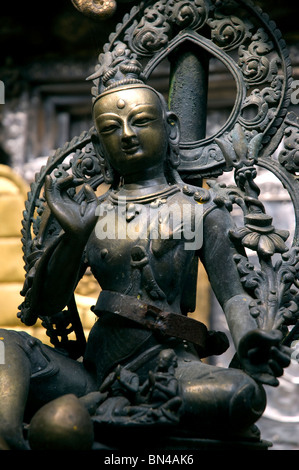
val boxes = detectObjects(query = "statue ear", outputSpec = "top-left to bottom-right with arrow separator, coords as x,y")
167,112 -> 180,145
90,128 -> 115,184
166,112 -> 180,168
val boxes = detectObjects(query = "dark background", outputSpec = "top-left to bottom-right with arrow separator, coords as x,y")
0,0 -> 298,67
0,0 -> 298,166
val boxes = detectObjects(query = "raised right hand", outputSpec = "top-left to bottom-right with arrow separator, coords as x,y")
44,174 -> 98,242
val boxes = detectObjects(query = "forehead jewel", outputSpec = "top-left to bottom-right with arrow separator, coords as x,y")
117,99 -> 126,109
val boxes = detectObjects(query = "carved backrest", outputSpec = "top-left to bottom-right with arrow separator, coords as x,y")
19,0 -> 299,355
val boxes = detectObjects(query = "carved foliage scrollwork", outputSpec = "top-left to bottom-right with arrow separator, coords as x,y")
92,0 -> 292,177
237,27 -> 284,137
214,123 -> 299,339
166,0 -> 209,31
207,2 -> 288,140
278,112 -> 299,174
208,11 -> 253,51
127,0 -> 210,57
238,76 -> 283,132
238,29 -> 279,85
71,143 -> 102,186
233,249 -> 299,332
127,0 -> 255,58
129,1 -> 171,57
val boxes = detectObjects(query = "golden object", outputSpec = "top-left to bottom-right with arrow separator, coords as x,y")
28,394 -> 94,450
0,165 -> 28,328
71,0 -> 117,20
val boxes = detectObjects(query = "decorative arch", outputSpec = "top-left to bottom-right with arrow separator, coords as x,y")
19,0 -> 299,351
88,0 -> 292,180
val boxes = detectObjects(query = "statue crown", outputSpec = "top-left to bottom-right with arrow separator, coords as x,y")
88,41 -> 145,102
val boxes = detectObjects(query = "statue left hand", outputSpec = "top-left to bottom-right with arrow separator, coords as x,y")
237,329 -> 291,386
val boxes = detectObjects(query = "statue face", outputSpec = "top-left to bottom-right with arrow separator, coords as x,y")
93,87 -> 169,178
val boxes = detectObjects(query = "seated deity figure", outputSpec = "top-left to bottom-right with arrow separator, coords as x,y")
0,68 -> 291,450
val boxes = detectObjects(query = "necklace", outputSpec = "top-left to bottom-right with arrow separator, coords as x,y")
105,184 -> 180,222
108,184 -> 180,206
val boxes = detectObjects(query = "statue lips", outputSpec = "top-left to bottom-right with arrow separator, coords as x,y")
121,142 -> 140,155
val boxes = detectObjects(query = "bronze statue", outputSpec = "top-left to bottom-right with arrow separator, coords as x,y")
1,0 -> 298,450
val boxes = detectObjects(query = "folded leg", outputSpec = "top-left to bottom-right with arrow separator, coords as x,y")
0,329 -> 97,449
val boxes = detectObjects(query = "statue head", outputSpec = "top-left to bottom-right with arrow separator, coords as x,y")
89,42 -> 180,186
92,84 -> 180,185
157,349 -> 178,372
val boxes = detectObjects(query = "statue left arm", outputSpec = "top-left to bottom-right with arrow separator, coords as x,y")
200,205 -> 290,385
200,205 -> 257,344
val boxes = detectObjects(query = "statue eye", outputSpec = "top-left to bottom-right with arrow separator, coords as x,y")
133,116 -> 155,127
99,122 -> 120,134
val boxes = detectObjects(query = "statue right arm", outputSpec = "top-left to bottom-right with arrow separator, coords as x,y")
20,175 -> 98,323
35,232 -> 88,316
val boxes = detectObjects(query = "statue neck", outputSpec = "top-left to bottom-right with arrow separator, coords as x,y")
117,176 -> 169,200
121,165 -> 168,193
122,176 -> 167,190
109,175 -> 179,205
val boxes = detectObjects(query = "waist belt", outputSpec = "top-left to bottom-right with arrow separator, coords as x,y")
94,290 -> 209,356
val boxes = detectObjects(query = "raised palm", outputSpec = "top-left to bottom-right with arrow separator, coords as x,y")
44,174 -> 98,242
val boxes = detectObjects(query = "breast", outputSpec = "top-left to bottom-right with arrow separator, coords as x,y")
85,197 -> 196,309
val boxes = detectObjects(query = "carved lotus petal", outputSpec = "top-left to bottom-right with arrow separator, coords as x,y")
229,226 -> 250,241
242,231 -> 259,249
258,234 -> 275,256
232,224 -> 289,257
231,123 -> 248,161
267,233 -> 288,253
274,229 -> 289,242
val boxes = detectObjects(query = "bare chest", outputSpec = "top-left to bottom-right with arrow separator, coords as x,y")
85,195 -> 198,306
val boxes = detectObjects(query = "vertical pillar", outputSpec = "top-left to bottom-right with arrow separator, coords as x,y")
169,45 -> 209,142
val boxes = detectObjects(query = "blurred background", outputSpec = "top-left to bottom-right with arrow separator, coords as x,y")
0,0 -> 298,449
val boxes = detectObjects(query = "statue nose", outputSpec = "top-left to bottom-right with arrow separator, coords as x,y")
122,121 -> 136,141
